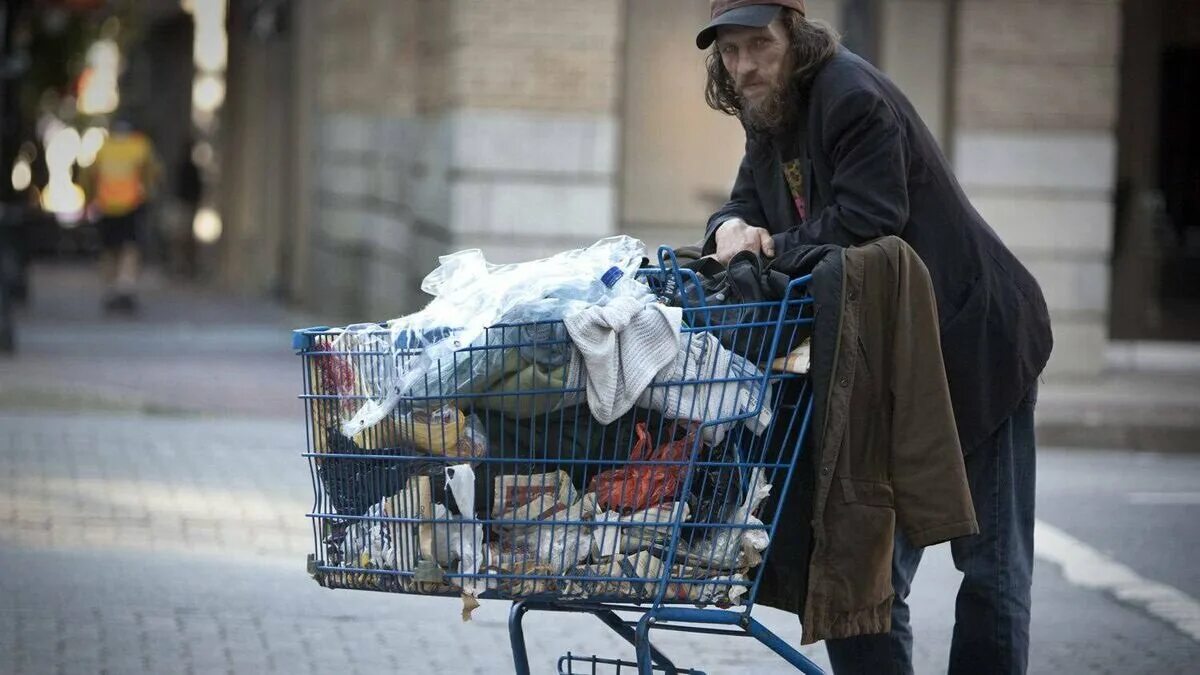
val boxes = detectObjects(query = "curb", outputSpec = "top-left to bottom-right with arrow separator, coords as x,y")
0,386 -> 195,417
1037,421 -> 1200,454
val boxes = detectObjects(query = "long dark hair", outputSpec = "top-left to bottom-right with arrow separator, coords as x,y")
704,9 -> 841,120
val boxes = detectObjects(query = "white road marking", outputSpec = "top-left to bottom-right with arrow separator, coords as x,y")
1127,492 -> 1200,506
1036,519 -> 1200,642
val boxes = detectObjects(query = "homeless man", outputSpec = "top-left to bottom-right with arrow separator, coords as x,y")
694,2 -> 1053,674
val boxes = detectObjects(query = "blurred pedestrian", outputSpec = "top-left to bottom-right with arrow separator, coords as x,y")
695,2 -> 1052,674
85,118 -> 159,314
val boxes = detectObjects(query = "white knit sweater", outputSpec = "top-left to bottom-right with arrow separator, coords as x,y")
565,297 -> 772,441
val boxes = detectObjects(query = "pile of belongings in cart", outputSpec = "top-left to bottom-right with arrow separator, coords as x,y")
305,237 -> 810,618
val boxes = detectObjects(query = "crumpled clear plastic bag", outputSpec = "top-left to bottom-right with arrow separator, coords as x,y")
591,501 -> 690,559
337,236 -> 649,438
490,513 -> 592,576
672,467 -> 772,571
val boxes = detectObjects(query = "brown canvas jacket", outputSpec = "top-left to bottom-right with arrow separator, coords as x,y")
795,236 -> 978,644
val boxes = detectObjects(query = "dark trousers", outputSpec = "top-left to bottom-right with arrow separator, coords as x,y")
98,207 -> 143,251
823,386 -> 1038,675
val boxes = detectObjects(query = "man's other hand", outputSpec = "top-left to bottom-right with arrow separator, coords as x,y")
714,218 -> 775,265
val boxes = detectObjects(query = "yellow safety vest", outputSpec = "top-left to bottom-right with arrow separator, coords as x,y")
93,132 -> 154,216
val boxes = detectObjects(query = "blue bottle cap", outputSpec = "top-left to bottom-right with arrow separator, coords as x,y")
601,266 -> 623,288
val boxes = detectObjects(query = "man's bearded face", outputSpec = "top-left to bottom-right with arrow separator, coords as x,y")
716,19 -> 792,132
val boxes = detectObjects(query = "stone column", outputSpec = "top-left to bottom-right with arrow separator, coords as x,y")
430,0 -> 623,264
951,0 -> 1121,378
878,0 -> 953,148
307,0 -> 423,320
307,0 -> 623,319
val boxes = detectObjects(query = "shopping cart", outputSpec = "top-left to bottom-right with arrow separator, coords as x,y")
293,247 -> 823,674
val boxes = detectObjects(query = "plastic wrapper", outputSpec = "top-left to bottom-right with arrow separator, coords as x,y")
671,467 -> 772,571
482,497 -> 594,596
591,501 -> 690,559
336,236 -> 649,438
311,338 -> 360,418
307,331 -> 398,454
491,470 -> 579,536
333,475 -> 433,579
398,405 -> 489,460
501,300 -> 583,368
562,551 -> 665,600
661,570 -> 750,608
489,503 -> 592,575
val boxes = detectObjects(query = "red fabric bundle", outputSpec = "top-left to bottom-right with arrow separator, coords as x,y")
589,422 -> 697,513
315,339 -> 358,414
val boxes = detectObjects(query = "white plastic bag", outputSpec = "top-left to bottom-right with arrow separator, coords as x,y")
338,236 -> 649,438
426,464 -> 489,620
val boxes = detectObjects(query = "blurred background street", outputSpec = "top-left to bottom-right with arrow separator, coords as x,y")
2,1 -> 1200,674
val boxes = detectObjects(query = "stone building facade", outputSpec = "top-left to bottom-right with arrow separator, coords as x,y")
218,0 -> 1196,379
221,0 -> 624,322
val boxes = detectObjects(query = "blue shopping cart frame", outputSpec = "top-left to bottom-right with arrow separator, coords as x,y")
503,248 -> 823,675
293,246 -> 824,675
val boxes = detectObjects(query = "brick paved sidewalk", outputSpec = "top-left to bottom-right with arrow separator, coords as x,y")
2,263 -> 307,419
4,412 -> 1198,674
0,412 -> 835,674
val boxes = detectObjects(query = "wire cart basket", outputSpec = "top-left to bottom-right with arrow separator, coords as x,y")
293,248 -> 824,674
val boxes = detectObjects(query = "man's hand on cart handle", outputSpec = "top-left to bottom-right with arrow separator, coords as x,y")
714,217 -> 775,265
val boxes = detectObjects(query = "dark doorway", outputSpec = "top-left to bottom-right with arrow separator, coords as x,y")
1156,46 -> 1200,333
1111,0 -> 1200,341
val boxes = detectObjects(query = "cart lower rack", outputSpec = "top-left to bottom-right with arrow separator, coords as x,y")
294,250 -> 823,674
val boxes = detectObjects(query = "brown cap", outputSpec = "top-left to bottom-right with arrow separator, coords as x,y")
696,0 -> 807,49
